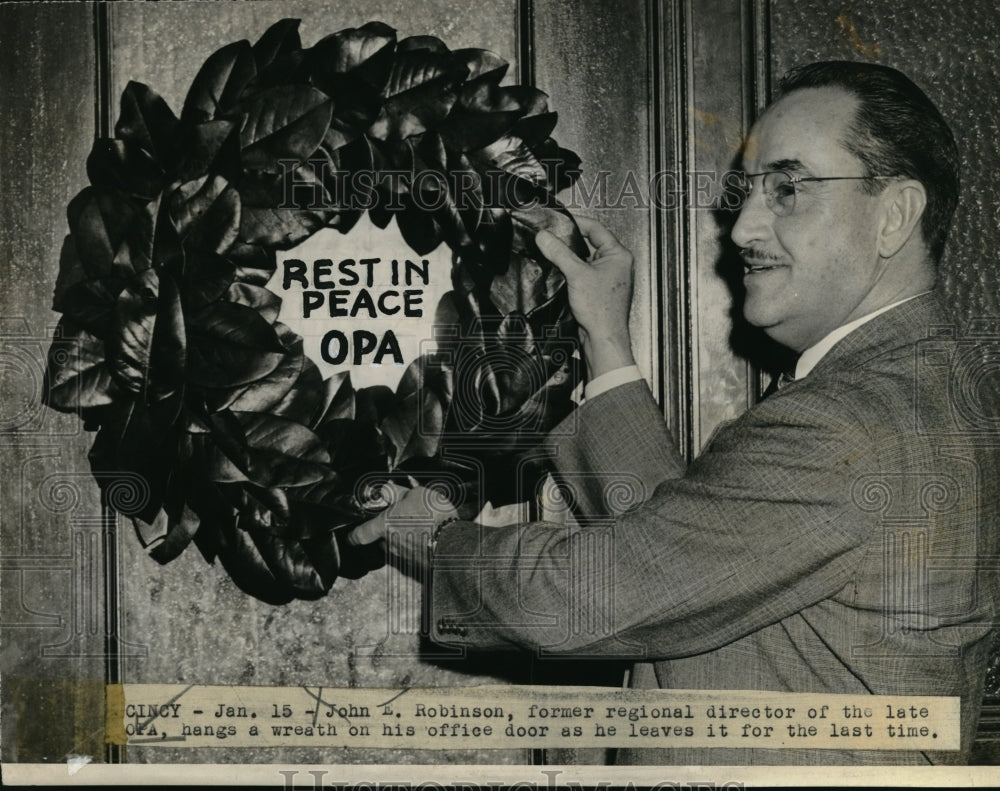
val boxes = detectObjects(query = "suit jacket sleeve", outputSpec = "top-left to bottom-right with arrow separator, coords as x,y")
430,378 -> 879,657
542,379 -> 687,517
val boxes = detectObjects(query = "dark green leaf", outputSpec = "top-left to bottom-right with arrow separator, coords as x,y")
84,402 -> 126,474
471,134 -> 547,185
225,282 -> 281,324
511,112 -> 558,147
401,351 -> 453,404
186,301 -> 286,387
183,407 -> 212,434
181,40 -> 257,124
310,21 -> 396,75
235,485 -> 292,536
232,411 -> 330,487
396,193 -> 443,255
356,384 -> 398,423
60,277 -> 124,338
242,528 -> 331,599
292,470 -> 366,517
238,161 -> 329,209
314,371 -> 354,425
186,478 -> 236,562
368,201 -> 395,230
314,137 -> 375,233
115,81 -> 178,165
304,145 -> 364,232
410,138 -> 478,248
451,48 -> 508,82
173,119 -> 239,183
382,49 -> 463,96
309,25 -> 396,131
228,243 -> 277,286
506,363 -> 578,436
323,73 -> 388,136
214,520 -> 295,604
238,85 -> 333,171
252,18 -> 302,72
463,205 -> 513,274
238,204 -> 329,249
211,337 -> 303,414
380,364 -> 445,466
148,272 -> 186,402
535,138 -> 583,192
180,251 -> 236,311
193,521 -> 220,564
52,235 -> 90,312
440,108 -> 524,153
396,35 -> 448,55
68,188 -> 140,278
245,49 -> 311,98
87,138 -> 163,200
43,320 -> 117,411
368,72 -> 463,142
189,411 -> 250,482
431,290 -> 462,329
456,80 -> 547,116
132,509 -> 169,548
300,530 -> 340,588
322,115 -> 363,151
315,417 -> 392,481
412,130 -> 448,170
270,353 -> 325,425
108,268 -> 158,396
119,195 -> 183,275
453,350 -> 499,430
487,249 -> 554,318
169,175 -> 241,255
88,400 -> 181,523
149,502 -> 201,564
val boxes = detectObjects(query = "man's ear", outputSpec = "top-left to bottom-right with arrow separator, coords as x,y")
877,179 -> 927,258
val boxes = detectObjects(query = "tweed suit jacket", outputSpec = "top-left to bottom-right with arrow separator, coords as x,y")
430,293 -> 1000,765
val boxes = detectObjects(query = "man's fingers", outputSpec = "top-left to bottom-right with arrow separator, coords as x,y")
377,481 -> 410,505
346,511 -> 386,546
347,482 -> 410,546
541,214 -> 627,264
536,229 -> 586,277
574,215 -> 625,256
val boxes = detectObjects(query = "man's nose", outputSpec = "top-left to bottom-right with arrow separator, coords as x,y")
731,186 -> 773,249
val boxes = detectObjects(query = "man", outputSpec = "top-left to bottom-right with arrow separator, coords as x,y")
352,62 -> 1000,764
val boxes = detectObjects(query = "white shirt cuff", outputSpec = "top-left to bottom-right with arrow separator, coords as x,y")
584,365 -> 643,400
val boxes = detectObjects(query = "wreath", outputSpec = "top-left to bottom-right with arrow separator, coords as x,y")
43,19 -> 586,604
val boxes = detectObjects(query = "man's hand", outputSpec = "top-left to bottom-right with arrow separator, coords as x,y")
536,216 -> 635,379
346,483 -> 458,579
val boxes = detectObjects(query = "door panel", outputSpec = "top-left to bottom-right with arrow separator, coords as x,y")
0,1 -> 103,765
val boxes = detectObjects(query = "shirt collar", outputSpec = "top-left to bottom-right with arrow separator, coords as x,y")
794,293 -> 930,380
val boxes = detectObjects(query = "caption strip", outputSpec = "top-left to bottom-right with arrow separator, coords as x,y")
107,683 -> 958,751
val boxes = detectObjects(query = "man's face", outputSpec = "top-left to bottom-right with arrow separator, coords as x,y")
732,87 -> 887,352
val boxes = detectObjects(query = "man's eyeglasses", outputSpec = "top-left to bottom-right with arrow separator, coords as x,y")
728,171 -> 896,217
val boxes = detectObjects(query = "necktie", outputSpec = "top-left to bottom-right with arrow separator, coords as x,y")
762,371 -> 795,399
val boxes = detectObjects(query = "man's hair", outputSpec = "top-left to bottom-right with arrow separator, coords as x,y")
778,61 -> 959,262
